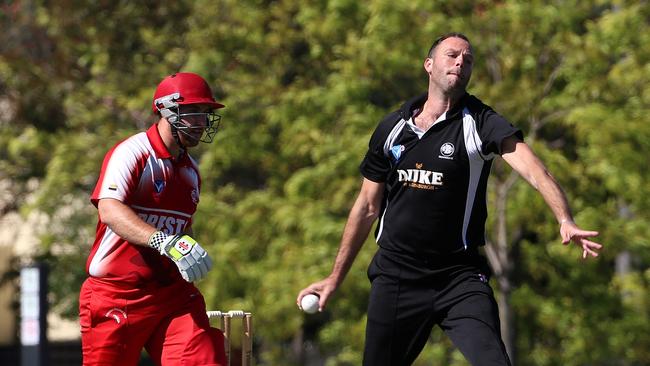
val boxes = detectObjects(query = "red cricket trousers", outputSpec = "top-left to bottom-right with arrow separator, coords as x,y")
79,277 -> 227,366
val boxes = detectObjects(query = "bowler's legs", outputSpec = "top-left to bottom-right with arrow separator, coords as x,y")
363,274 -> 437,366
439,278 -> 511,366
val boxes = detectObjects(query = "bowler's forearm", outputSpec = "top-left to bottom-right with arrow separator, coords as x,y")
501,138 -> 574,225
532,170 -> 574,224
329,193 -> 380,285
329,215 -> 376,286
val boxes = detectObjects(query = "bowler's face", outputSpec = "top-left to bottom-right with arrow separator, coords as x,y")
426,37 -> 473,93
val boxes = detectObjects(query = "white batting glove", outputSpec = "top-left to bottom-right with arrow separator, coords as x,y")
148,231 -> 213,282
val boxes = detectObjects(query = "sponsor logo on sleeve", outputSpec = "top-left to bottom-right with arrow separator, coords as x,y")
108,183 -> 118,191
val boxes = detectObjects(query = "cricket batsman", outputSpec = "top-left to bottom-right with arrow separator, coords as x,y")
79,72 -> 227,365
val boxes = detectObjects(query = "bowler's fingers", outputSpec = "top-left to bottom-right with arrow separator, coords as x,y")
562,228 -> 600,245
296,289 -> 313,308
316,291 -> 331,311
297,285 -> 322,308
572,237 -> 603,259
580,239 -> 603,258
576,229 -> 599,238
559,224 -> 603,259
297,282 -> 334,311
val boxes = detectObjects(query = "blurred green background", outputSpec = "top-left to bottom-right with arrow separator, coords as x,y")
1,0 -> 648,365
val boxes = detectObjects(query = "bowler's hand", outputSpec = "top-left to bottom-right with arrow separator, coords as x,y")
560,220 -> 603,259
297,277 -> 338,313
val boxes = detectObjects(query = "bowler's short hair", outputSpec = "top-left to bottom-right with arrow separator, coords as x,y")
427,32 -> 471,58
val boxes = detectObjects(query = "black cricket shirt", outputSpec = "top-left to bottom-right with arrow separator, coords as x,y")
360,92 -> 523,257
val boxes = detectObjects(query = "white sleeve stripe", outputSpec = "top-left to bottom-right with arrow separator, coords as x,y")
88,229 -> 119,277
375,197 -> 390,243
462,108 -> 494,161
462,109 -> 488,249
383,119 -> 407,157
146,154 -> 167,184
99,133 -> 150,200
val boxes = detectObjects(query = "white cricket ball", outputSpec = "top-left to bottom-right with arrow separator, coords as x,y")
300,294 -> 320,314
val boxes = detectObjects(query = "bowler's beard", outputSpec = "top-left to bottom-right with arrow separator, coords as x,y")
444,73 -> 470,97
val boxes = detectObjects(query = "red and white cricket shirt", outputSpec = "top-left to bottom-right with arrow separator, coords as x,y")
88,124 -> 201,285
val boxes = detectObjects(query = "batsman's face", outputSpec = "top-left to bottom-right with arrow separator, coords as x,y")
425,37 -> 473,93
177,104 -> 214,147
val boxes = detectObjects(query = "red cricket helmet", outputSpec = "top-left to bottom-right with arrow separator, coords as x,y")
152,72 -> 224,114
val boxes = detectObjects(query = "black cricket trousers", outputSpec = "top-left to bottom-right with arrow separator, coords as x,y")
363,247 -> 511,366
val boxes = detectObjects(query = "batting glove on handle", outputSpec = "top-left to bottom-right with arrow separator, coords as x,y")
148,231 -> 213,282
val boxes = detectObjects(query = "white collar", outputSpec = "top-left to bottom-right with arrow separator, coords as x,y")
406,111 -> 446,139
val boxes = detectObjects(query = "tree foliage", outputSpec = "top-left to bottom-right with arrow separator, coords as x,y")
1,1 -> 648,365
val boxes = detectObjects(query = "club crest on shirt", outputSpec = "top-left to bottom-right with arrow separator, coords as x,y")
154,179 -> 165,193
438,142 -> 455,160
391,145 -> 405,161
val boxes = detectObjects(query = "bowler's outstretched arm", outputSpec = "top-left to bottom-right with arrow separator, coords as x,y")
501,135 -> 603,258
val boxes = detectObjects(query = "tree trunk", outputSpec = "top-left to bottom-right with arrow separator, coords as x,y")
496,277 -> 515,364
485,171 -> 519,364
291,327 -> 304,364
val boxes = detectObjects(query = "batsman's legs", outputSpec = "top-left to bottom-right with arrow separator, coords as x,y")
147,293 -> 227,366
79,279 -> 150,366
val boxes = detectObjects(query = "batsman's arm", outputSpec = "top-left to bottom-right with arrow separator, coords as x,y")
501,136 -> 602,258
98,198 -> 212,281
98,198 -> 156,247
297,178 -> 384,311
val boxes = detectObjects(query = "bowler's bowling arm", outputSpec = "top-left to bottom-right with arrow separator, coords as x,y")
328,178 -> 384,287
